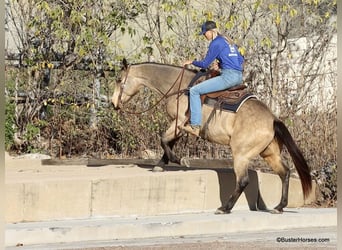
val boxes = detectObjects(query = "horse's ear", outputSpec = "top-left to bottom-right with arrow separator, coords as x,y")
122,58 -> 128,70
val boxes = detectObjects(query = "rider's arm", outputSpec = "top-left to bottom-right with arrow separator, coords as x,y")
192,41 -> 220,69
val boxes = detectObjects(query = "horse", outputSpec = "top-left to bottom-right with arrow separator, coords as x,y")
111,59 -> 312,214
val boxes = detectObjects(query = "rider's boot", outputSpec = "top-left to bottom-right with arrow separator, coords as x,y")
179,124 -> 200,137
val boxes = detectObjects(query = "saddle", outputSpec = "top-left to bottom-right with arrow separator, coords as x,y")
200,83 -> 249,106
189,69 -> 254,108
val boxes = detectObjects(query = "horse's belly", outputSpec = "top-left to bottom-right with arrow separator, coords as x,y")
202,108 -> 235,145
206,132 -> 231,145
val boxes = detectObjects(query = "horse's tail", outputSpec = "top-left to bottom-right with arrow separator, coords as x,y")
274,119 -> 312,199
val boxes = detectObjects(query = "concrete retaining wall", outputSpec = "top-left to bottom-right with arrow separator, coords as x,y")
5,158 -> 316,223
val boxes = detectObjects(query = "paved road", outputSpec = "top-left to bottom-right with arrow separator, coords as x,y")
6,208 -> 337,250
7,226 -> 337,250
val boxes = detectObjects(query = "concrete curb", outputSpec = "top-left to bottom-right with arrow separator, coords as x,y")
5,208 -> 337,247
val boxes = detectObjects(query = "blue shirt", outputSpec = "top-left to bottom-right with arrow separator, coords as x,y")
192,35 -> 244,71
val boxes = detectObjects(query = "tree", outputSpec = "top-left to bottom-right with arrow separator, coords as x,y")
5,0 -> 144,152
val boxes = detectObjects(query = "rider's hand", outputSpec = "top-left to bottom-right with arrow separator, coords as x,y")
183,60 -> 193,66
212,61 -> 220,71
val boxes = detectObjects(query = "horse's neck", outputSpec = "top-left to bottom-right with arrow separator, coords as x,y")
132,64 -> 193,94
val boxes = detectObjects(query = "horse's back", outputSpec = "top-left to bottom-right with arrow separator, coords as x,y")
237,98 -> 275,122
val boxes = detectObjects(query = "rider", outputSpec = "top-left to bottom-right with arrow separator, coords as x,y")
180,20 -> 244,137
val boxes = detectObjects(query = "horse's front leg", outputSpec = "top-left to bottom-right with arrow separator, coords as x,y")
157,138 -> 179,164
153,120 -> 183,171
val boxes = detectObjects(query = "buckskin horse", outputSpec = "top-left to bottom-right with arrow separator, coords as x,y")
111,59 -> 312,214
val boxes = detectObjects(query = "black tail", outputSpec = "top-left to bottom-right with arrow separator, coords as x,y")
274,119 -> 312,199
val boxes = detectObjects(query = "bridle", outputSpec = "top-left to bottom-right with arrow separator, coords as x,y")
116,65 -> 187,116
116,64 -> 130,110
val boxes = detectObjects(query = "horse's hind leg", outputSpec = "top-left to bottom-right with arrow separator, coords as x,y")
216,156 -> 250,214
260,139 -> 290,213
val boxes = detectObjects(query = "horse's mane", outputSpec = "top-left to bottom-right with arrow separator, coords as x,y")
132,61 -> 199,74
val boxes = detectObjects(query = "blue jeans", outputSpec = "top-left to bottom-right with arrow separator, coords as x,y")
189,69 -> 243,126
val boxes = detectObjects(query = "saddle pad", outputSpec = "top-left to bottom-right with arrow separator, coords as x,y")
204,93 -> 257,113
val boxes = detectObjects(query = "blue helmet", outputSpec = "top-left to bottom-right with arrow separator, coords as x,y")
199,21 -> 217,35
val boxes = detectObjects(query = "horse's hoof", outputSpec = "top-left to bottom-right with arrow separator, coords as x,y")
215,208 -> 231,214
270,208 -> 283,214
180,157 -> 190,167
152,166 -> 164,172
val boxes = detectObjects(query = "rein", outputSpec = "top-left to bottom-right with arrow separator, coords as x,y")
118,66 -> 186,115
